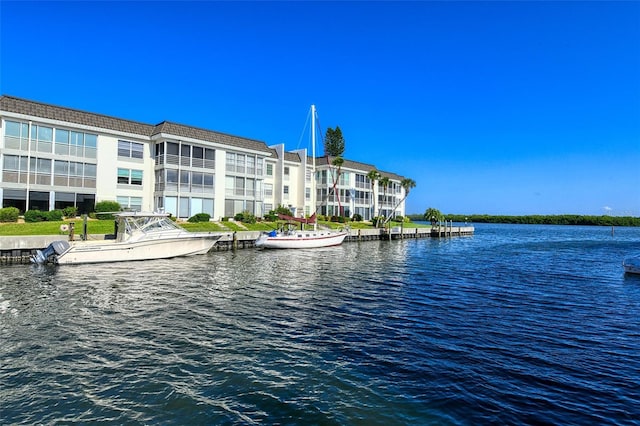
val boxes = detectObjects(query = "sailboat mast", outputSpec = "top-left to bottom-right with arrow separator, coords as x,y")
311,104 -> 317,229
311,104 -> 316,173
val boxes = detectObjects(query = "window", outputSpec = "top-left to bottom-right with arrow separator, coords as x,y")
3,155 -> 20,171
339,171 -> 350,186
283,185 -> 289,199
203,173 -> 214,187
167,142 -> 179,156
305,187 -> 311,200
266,163 -> 273,176
225,175 -> 235,196
117,196 -> 142,211
118,140 -> 144,159
256,158 -> 264,176
55,129 -> 69,144
118,168 -> 129,184
192,146 -> 203,159
69,161 -> 83,177
117,168 -> 143,185
32,157 -> 52,174
84,163 -> 97,178
246,178 -> 255,197
71,131 -> 84,146
264,183 -> 273,197
236,154 -> 245,173
54,160 -> 69,175
180,170 -> 190,189
180,144 -> 191,166
192,172 -> 204,186
50,128 -> 97,157
31,125 -> 53,142
131,170 -> 143,185
235,176 -> 244,196
167,169 -> 178,184
226,153 -> 235,171
85,134 -> 97,149
5,121 -> 24,138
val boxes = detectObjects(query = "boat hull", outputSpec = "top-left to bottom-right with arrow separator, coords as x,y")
55,235 -> 220,265
623,255 -> 640,275
255,231 -> 347,249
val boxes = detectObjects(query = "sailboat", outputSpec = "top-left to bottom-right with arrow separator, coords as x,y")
255,105 -> 349,249
255,212 -> 348,249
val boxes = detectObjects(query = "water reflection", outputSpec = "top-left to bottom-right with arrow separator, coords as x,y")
2,227 -> 640,424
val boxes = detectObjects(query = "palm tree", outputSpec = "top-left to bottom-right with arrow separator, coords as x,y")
366,169 -> 380,222
424,207 -> 443,226
331,156 -> 344,216
377,176 -> 390,226
383,177 -> 416,226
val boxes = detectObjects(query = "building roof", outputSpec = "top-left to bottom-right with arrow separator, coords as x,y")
0,95 -> 272,154
152,121 -> 271,154
0,95 -> 155,136
313,155 -> 405,181
283,151 -> 301,162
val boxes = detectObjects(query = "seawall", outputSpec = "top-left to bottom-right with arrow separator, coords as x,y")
0,226 -> 474,264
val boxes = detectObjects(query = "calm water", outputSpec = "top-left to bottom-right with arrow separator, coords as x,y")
1,224 -> 639,425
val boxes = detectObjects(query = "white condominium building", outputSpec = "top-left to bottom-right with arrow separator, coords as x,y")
0,96 -> 407,221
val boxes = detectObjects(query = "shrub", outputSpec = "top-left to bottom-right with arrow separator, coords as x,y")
24,209 -> 63,222
62,206 -> 78,218
0,207 -> 20,222
94,201 -> 121,220
234,210 -> 256,224
24,209 -> 47,223
264,212 -> 277,222
352,213 -> 363,222
188,213 -> 211,223
372,216 -> 384,227
46,210 -> 63,221
273,205 -> 293,216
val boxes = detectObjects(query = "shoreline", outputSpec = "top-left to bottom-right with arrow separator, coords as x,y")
0,226 -> 474,264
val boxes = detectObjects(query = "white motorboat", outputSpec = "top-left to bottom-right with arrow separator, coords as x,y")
623,254 -> 640,275
31,212 -> 221,265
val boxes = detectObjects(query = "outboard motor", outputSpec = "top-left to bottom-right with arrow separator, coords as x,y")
31,240 -> 71,264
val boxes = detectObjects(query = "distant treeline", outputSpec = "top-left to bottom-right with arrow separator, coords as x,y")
406,214 -> 640,227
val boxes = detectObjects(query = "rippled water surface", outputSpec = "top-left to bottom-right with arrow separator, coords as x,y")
2,224 -> 640,425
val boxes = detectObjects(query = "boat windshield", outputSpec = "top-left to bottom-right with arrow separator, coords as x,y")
119,215 -> 182,240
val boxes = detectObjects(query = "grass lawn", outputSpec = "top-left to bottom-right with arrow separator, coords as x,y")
0,218 -> 428,236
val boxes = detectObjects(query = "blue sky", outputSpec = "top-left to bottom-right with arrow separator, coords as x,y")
1,1 -> 639,216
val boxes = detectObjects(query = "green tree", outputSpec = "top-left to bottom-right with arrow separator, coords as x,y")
95,201 -> 121,220
376,176 -> 390,226
424,207 -> 443,226
323,126 -> 345,157
383,177 -> 416,226
330,156 -> 345,216
367,169 -> 381,221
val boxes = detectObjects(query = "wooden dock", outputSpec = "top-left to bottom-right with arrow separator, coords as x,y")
0,226 -> 474,264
